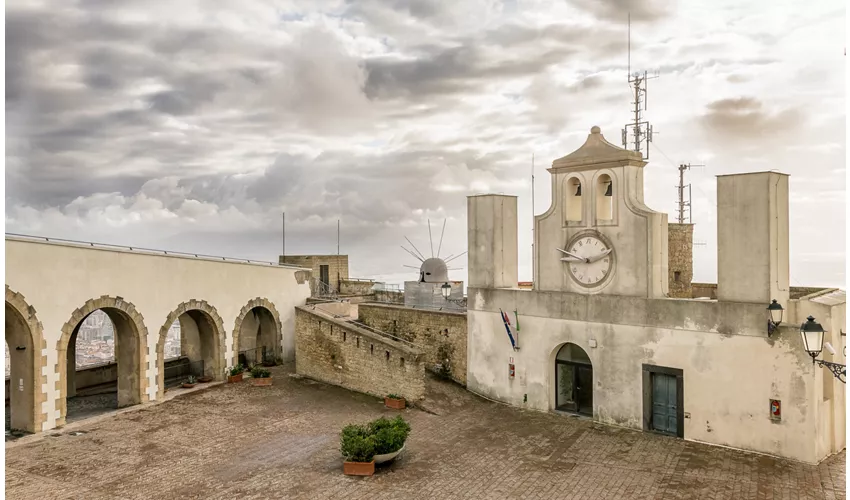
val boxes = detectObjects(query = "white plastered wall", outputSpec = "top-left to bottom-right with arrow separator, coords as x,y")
5,238 -> 310,431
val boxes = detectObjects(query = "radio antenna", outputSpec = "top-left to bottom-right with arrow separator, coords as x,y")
621,12 -> 658,161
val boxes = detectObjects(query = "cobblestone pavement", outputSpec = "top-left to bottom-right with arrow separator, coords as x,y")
6,365 -> 845,500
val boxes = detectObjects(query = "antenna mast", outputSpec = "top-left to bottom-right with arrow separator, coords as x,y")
676,163 -> 704,223
531,153 -> 535,288
621,12 -> 658,161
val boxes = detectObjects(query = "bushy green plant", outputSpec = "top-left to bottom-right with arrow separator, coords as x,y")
340,424 -> 376,462
186,375 -> 196,384
386,393 -> 403,400
251,366 -> 271,378
340,416 -> 410,461
369,416 -> 411,455
227,364 -> 244,377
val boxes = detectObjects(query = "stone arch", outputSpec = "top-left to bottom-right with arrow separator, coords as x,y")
56,296 -> 149,426
155,300 -> 227,399
232,298 -> 283,366
5,286 -> 48,433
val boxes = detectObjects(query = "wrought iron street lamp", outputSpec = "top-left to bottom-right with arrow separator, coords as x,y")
767,299 -> 784,337
800,315 -> 846,383
441,282 -> 452,300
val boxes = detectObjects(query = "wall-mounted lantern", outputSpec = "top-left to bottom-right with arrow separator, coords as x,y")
441,282 -> 452,300
604,181 -> 613,197
575,184 -> 582,196
767,299 -> 784,337
800,315 -> 845,383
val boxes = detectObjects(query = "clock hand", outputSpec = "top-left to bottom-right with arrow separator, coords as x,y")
586,248 -> 612,263
560,256 -> 583,262
556,248 -> 587,262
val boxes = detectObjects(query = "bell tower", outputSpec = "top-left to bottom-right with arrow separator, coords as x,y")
533,126 -> 668,298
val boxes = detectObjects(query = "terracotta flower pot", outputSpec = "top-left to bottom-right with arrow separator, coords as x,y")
227,373 -> 243,383
182,383 -> 196,389
384,397 -> 406,410
343,460 -> 375,476
252,377 -> 272,387
198,376 -> 213,383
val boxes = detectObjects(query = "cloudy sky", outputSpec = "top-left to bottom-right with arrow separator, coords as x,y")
5,0 -> 846,289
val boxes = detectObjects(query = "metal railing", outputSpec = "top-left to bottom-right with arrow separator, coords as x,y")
237,346 -> 278,367
373,283 -> 404,304
348,320 -> 422,349
163,359 -> 205,387
5,232 -> 306,268
312,278 -> 338,298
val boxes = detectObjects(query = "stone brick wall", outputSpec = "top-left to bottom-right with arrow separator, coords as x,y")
280,255 -> 349,293
357,303 -> 468,386
692,283 -> 717,299
339,279 -> 376,296
668,223 -> 694,298
294,307 -> 425,402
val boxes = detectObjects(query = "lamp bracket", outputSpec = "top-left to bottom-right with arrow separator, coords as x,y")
815,359 -> 846,383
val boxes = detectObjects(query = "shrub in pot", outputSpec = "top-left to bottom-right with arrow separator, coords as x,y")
340,416 -> 410,474
370,416 -> 410,463
251,366 -> 272,386
384,393 -> 406,410
340,424 -> 376,476
227,364 -> 244,383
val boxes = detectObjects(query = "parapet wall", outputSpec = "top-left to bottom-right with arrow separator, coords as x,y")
357,303 -> 468,386
339,279 -> 375,295
294,307 -> 426,402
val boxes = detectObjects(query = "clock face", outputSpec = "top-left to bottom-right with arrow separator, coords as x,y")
563,235 -> 613,287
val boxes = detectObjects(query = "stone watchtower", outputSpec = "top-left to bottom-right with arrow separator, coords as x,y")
667,223 -> 694,298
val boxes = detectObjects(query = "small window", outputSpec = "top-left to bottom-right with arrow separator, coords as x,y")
385,351 -> 390,360
356,338 -> 360,348
400,357 -> 405,367
674,271 -> 681,283
343,332 -> 346,342
370,344 -> 374,354
566,177 -> 582,222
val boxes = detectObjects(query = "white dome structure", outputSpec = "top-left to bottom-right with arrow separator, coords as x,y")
419,258 -> 449,283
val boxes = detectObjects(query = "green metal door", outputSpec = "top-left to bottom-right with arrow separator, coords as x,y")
651,373 -> 678,435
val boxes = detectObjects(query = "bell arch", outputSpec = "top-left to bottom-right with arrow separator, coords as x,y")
56,296 -> 148,426
155,300 -> 226,399
232,298 -> 283,366
5,286 -> 47,434
563,174 -> 585,223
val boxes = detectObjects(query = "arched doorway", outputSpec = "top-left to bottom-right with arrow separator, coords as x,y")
155,301 -> 226,399
233,298 -> 282,367
5,299 -> 39,434
57,297 -> 148,426
5,287 -> 46,436
554,343 -> 593,416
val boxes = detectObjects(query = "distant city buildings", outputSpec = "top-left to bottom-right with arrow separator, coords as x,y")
5,311 -> 181,377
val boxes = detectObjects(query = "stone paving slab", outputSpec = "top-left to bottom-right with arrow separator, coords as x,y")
5,366 -> 845,500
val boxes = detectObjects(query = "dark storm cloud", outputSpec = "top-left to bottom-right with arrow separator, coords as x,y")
699,97 -> 803,143
364,23 -> 625,100
568,0 -> 673,22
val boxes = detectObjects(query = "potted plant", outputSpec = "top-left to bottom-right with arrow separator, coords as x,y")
370,416 -> 410,464
384,393 -> 406,410
340,424 -> 376,476
198,373 -> 213,383
251,366 -> 272,386
227,365 -> 244,383
182,375 -> 197,389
